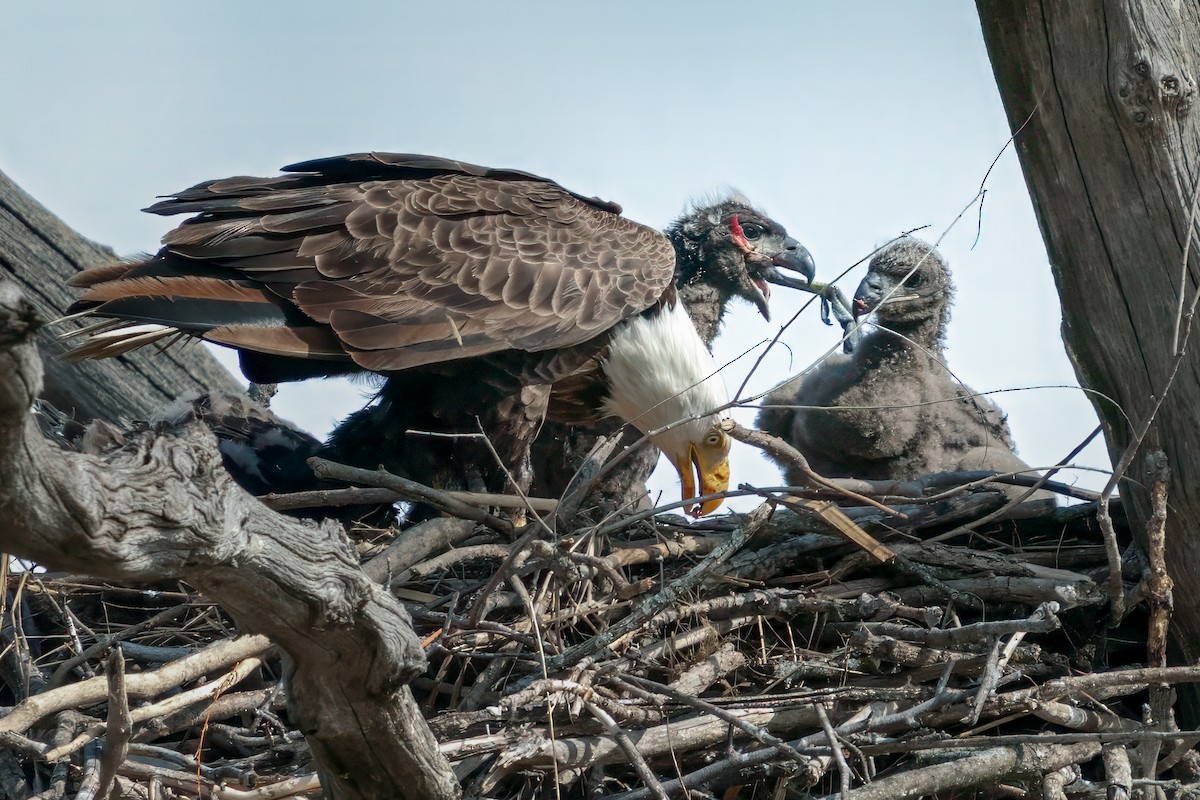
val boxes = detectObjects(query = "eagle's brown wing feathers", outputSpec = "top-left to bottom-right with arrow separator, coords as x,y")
69,153 -> 674,376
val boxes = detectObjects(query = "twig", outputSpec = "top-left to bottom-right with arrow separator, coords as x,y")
611,674 -> 817,769
723,422 -> 904,517
43,654 -> 265,761
583,699 -> 670,800
95,647 -> 130,800
814,741 -> 1101,800
608,665 -> 960,800
0,635 -> 270,736
47,604 -> 191,689
815,703 -> 851,798
1143,451 -> 1173,670
211,773 -> 323,799
1141,451 -> 1174,783
549,502 -> 774,668
361,518 -> 478,583
926,424 -> 1102,544
307,456 -> 514,535
262,485 -> 557,513
1103,743 -> 1133,800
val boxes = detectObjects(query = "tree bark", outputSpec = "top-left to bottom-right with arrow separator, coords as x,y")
976,1 -> 1200,656
0,279 -> 460,800
0,169 -> 242,422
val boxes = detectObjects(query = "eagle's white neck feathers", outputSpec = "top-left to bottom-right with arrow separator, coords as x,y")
601,300 -> 730,453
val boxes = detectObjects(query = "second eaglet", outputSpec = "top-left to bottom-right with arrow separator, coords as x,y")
758,237 -> 1050,501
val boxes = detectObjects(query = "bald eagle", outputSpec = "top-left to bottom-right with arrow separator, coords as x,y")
65,153 -> 812,516
757,237 -> 1051,502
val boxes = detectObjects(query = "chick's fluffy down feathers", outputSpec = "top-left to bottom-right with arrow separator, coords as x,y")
757,237 -> 1050,501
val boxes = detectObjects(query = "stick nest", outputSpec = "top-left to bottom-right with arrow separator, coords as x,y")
3,466 -> 1196,800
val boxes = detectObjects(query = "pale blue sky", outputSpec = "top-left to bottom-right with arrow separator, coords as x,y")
0,2 -> 1109,505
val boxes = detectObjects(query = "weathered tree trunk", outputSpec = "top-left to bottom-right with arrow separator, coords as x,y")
976,2 -> 1200,656
0,279 -> 460,800
0,169 -> 242,421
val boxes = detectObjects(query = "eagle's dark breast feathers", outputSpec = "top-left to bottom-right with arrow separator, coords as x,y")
71,153 -> 676,384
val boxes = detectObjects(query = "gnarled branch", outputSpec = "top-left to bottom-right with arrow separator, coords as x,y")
0,278 -> 459,800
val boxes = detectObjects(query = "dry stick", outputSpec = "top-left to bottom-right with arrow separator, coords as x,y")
94,647 -> 129,800
1141,452 -> 1174,783
966,638 -> 1007,727
1170,168 -> 1200,358
817,741 -> 1102,800
75,741 -> 101,800
999,666 -> 1200,709
851,730 -> 1197,759
669,643 -> 746,696
262,485 -> 557,513
854,602 -> 1060,650
582,699 -> 670,800
754,466 -> 1098,504
210,773 -> 323,800
527,539 -> 632,594
1020,759 -> 1085,797
47,604 -> 191,690
611,674 -> 816,769
608,663 -> 961,800
0,634 -> 270,736
401,544 -> 514,582
925,424 -> 1102,544
43,655 -> 265,762
754,488 -> 979,607
1103,743 -> 1134,800
307,456 -> 513,535
108,759 -> 219,798
549,501 -> 774,669
815,703 -> 851,798
362,517 -> 478,584
260,486 -> 410,512
723,422 -> 903,517
603,533 -> 722,569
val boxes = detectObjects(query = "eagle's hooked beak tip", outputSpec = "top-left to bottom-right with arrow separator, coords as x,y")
761,241 -> 817,311
771,241 -> 816,285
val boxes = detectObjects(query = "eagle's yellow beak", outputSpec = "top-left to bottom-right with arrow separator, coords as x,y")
672,426 -> 731,517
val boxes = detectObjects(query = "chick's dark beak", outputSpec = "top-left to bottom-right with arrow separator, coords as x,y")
853,274 -> 885,319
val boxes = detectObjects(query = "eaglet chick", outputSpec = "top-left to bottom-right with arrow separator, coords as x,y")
757,237 -> 1052,503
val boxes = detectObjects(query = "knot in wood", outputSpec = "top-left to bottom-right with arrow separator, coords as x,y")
1115,55 -> 1159,128
1115,55 -> 1196,127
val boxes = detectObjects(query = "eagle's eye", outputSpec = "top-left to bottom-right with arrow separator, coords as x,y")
704,430 -> 725,448
739,222 -> 765,239
906,272 -> 925,287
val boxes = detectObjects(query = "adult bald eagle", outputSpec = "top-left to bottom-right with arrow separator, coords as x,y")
757,237 -> 1052,502
66,153 -> 812,516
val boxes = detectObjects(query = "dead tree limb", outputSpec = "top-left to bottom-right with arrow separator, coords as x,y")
0,278 -> 459,800
0,168 -> 242,422
975,0 -> 1200,659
